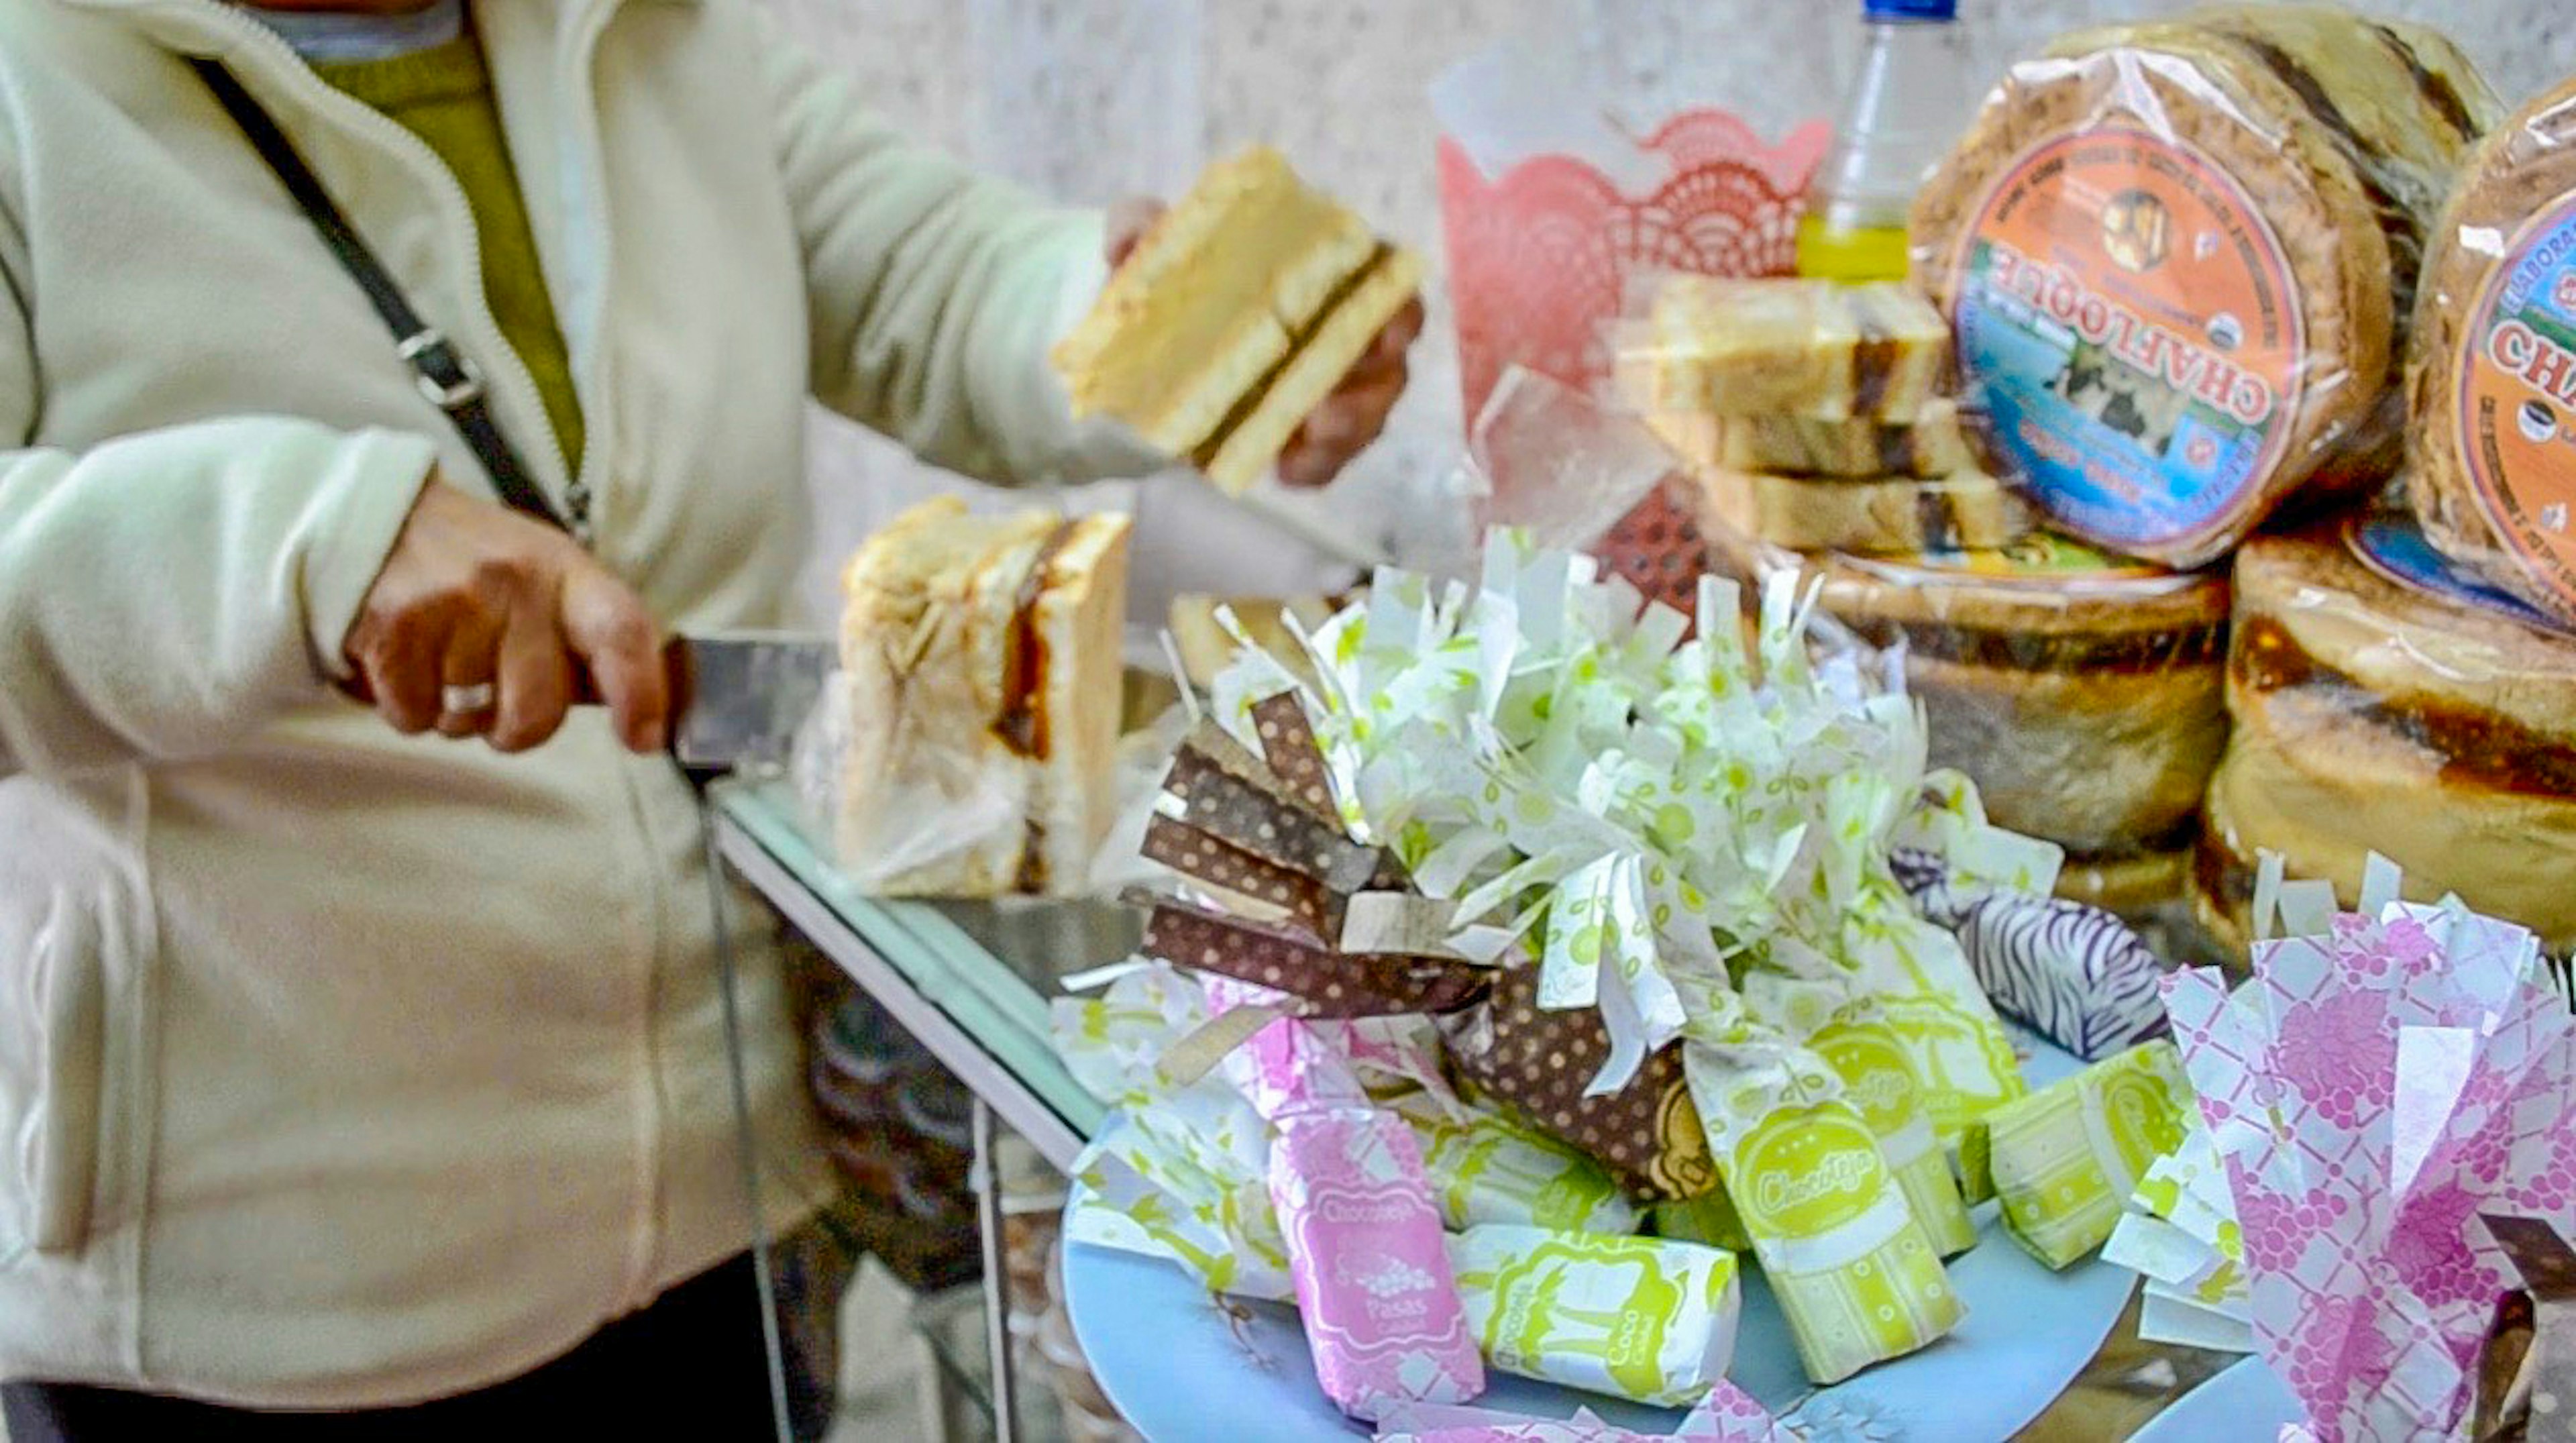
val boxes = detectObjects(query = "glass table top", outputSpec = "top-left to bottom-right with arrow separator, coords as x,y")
714,777 -> 1140,1155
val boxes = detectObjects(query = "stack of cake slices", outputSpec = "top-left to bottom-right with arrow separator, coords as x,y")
1627,278 -> 2032,557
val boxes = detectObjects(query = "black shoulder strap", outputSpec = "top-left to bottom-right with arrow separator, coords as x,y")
189,58 -> 574,539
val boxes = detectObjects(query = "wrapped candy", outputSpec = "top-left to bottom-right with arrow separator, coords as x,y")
1216,979 -> 1485,1420
1389,1091 -> 1639,1235
1682,1043 -> 1962,1385
2158,855 -> 2576,1440
1970,1040 -> 2192,1270
1375,1379 -> 1800,1442
1056,963 -> 1298,1303
1192,532 -> 2021,1383
1889,776 -> 2170,1065
1446,1224 -> 1740,1407
1134,688 -> 1721,1202
2102,1116 -> 2253,1353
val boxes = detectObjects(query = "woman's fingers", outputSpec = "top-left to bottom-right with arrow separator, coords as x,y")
432,604 -> 505,739
560,565 -> 672,755
346,480 -> 669,756
489,586 -> 576,755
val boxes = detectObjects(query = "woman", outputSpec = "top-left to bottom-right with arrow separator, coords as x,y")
0,0 -> 1417,1432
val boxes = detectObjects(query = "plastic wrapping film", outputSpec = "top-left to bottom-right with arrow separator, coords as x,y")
1689,505 -> 2230,864
806,499 -> 1134,898
2196,520 -> 2576,960
2405,72 -> 2576,627
1911,5 -> 2503,570
790,657 -> 1190,902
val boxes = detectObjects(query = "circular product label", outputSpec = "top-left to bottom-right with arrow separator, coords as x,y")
2344,513 -> 2575,636
1733,1108 -> 1886,1237
2456,192 -> 2576,616
1948,127 -> 2306,553
1813,1026 -> 1924,1139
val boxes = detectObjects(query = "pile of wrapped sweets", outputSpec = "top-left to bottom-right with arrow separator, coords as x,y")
1055,533 -> 2204,1432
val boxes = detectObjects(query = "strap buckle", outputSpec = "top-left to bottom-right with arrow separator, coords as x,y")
395,328 -> 486,413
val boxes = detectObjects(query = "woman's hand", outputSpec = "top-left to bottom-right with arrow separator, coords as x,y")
343,479 -> 671,755
1106,199 -> 1425,490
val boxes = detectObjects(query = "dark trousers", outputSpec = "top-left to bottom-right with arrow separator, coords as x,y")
2,1254 -> 779,1440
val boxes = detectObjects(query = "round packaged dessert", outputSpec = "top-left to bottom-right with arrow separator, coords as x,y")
1913,6 -> 2500,570
1703,521 -> 2231,856
2196,519 -> 2576,958
2406,73 -> 2576,626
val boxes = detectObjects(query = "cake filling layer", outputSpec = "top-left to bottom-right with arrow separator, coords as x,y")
1845,614 -> 2227,675
2233,617 -> 2576,798
992,519 -> 1082,763
1189,242 -> 1395,470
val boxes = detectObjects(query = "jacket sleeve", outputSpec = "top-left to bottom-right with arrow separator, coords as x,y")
0,252 -> 435,779
749,5 -> 1169,487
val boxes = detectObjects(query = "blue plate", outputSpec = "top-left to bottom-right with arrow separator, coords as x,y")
2129,1357 -> 2302,1443
1065,1034 -> 2138,1441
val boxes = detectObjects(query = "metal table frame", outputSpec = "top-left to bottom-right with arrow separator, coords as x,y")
714,793 -> 1096,1442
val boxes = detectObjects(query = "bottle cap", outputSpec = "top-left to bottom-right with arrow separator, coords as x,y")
1865,0 -> 1956,17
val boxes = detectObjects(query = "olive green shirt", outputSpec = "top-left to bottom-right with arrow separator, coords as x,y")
314,33 -> 586,476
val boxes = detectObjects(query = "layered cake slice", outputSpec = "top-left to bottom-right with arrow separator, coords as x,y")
1645,397 -> 1982,480
1053,146 -> 1424,494
1687,465 -> 2031,555
838,498 -> 1132,896
1620,278 -> 1950,422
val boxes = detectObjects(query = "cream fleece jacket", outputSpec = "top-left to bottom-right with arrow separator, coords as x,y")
0,0 -> 1152,1407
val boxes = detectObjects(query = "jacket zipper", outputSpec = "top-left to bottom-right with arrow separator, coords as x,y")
200,9 -> 587,543
543,0 -> 667,1319
555,0 -> 622,549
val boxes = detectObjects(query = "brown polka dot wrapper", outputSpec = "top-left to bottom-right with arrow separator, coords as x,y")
1165,759 -> 1379,894
1138,897 -> 1490,1020
1141,815 -> 1338,941
2476,1214 -> 2576,1442
1444,963 -> 1717,1204
1250,692 -> 1340,818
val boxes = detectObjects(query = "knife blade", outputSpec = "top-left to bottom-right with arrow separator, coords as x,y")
657,630 -> 836,772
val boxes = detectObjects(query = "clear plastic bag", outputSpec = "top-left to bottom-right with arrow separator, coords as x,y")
1693,508 -> 2231,861
788,668 -> 1029,894
2405,73 -> 2576,627
1911,6 -> 2502,570
2196,517 -> 2576,959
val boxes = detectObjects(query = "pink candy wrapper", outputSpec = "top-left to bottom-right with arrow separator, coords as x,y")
2161,859 -> 2576,1442
1216,977 -> 1486,1420
1373,1379 -> 1799,1442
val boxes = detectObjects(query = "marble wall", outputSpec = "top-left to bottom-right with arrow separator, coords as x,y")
761,0 -> 2574,618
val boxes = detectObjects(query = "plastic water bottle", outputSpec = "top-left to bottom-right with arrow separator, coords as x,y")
1796,0 -> 1974,282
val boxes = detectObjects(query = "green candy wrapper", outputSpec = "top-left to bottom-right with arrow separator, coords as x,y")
1448,1224 -> 1741,1408
1056,964 -> 1297,1301
1811,1008 -> 1980,1258
1652,1185 -> 1751,1254
1685,1042 -> 1962,1385
1388,1090 -> 1640,1235
1973,1040 -> 2192,1270
1742,968 -> 1978,1259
